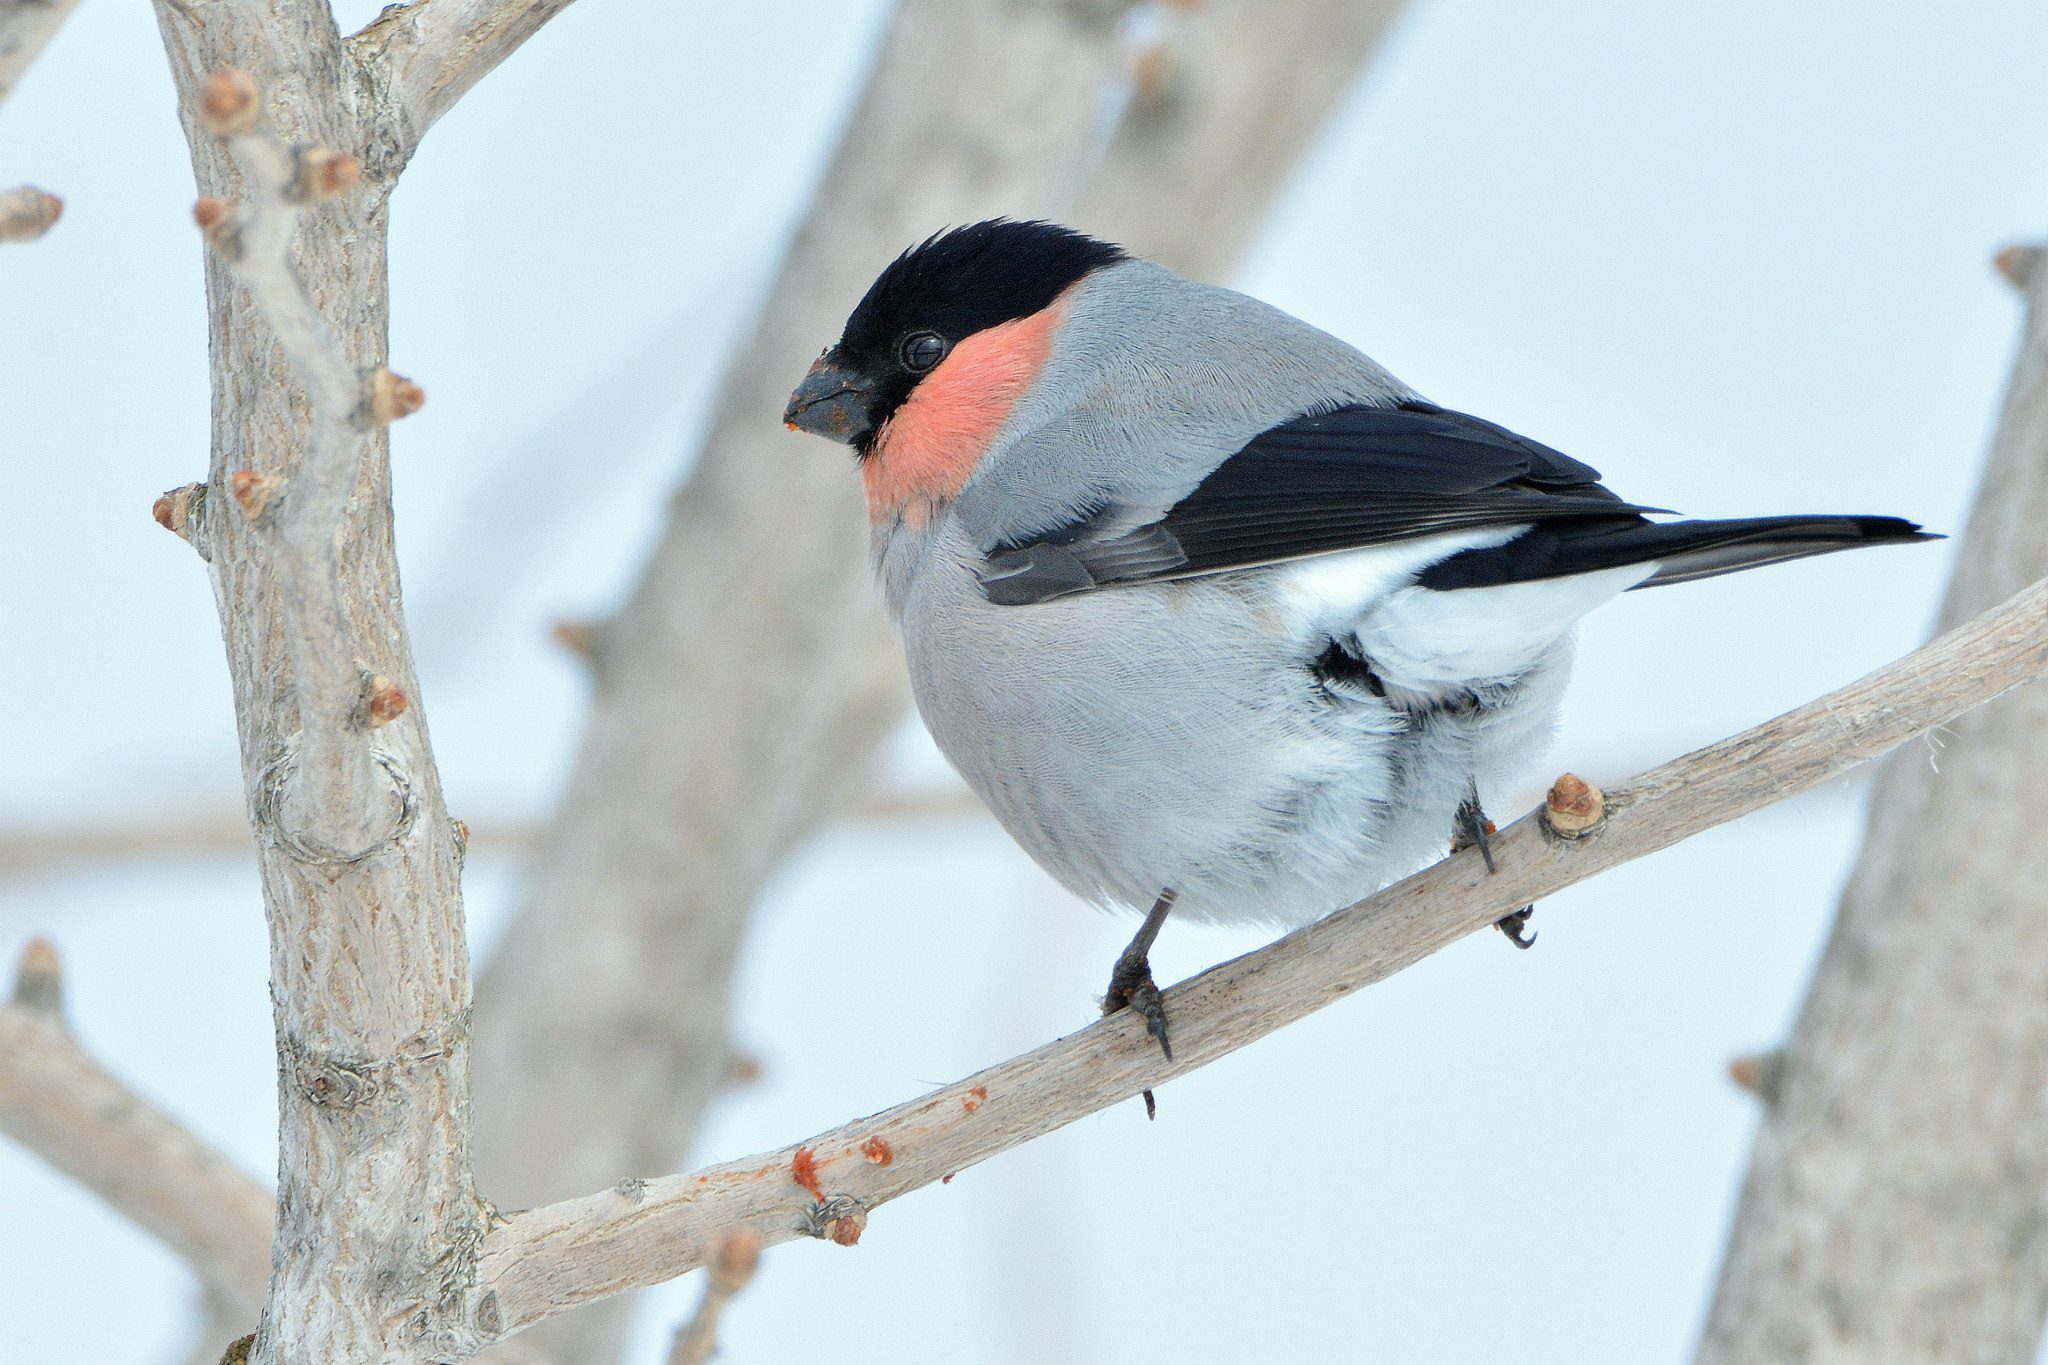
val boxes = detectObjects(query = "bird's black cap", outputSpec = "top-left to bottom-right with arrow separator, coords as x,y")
797,221 -> 1125,452
837,219 -> 1127,360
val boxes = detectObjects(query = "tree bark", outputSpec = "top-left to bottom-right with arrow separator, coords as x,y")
1696,244 -> 2048,1364
144,3 -> 576,1359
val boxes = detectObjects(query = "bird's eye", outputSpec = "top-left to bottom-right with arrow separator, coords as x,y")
900,331 -> 949,373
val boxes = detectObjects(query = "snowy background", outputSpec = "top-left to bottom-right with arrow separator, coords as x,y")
3,1 -> 2044,1361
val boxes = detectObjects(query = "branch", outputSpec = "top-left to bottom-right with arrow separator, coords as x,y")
151,48 -> 483,1359
0,183 -> 60,240
350,0 -> 578,153
461,575 -> 2048,1346
663,1231 -> 760,1365
1074,0 -> 1409,279
0,940 -> 274,1322
0,0 -> 80,110
1695,242 -> 2048,1362
0,788 -> 981,881
191,68 -> 422,861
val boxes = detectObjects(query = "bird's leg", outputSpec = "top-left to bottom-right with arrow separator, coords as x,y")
1451,793 -> 1498,873
1104,889 -> 1176,1119
1453,790 -> 1537,949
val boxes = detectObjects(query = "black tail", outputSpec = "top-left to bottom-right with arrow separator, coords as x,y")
1417,514 -> 1938,592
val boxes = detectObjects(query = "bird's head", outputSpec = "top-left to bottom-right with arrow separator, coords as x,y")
785,219 -> 1126,525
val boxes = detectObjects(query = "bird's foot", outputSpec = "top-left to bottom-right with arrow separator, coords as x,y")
1103,949 -> 1173,1062
1456,795 -> 1537,948
1104,952 -> 1171,1120
1105,891 -> 1177,1119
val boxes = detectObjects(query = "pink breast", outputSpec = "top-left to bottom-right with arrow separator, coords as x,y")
864,296 -> 1068,525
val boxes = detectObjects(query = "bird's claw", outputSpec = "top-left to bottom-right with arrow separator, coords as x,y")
1105,952 -> 1172,1119
1495,906 -> 1537,948
1104,956 -> 1173,1061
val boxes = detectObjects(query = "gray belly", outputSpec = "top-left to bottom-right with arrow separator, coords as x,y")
898,551 -> 1567,928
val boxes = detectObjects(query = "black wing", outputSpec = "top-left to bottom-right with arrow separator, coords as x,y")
976,401 -> 1665,605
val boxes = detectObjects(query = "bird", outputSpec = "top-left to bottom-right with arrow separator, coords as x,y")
784,218 -> 1933,1100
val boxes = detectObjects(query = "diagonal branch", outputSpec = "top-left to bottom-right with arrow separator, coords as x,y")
0,0 -> 80,110
460,573 -> 2048,1348
349,0 -> 578,154
0,940 -> 274,1322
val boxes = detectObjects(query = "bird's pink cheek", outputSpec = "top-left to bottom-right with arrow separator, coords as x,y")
864,298 -> 1067,525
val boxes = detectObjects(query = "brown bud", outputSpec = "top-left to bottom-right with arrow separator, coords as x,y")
365,367 -> 426,426
708,1230 -> 762,1294
152,483 -> 205,543
724,1049 -> 763,1087
0,186 -> 64,242
1543,773 -> 1604,837
1729,1049 -> 1784,1103
229,470 -> 279,521
199,68 -> 261,138
1993,243 -> 2042,291
364,675 -> 410,727
824,1206 -> 866,1247
11,937 -> 63,1018
550,618 -> 602,659
193,197 -> 243,259
290,147 -> 361,203
1131,42 -> 1176,106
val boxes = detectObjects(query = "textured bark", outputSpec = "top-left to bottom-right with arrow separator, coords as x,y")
1073,0 -> 1409,280
461,573 -> 2048,1349
467,4 -> 1405,1352
1696,247 -> 2048,1364
142,3 -> 576,1361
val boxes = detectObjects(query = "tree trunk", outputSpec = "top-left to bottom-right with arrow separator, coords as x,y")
1696,245 -> 2048,1365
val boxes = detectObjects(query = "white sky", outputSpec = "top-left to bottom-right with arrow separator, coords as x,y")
3,2 -> 2044,1362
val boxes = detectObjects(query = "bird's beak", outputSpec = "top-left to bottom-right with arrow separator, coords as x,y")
784,355 -> 872,444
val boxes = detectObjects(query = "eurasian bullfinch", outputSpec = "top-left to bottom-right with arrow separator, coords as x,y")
786,219 -> 1933,1080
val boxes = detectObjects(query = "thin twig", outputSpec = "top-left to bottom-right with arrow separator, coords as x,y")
664,1231 -> 761,1365
0,787 -> 982,881
0,939 -> 274,1320
460,574 -> 2048,1347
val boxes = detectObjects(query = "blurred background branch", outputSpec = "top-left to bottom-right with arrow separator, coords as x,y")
0,940 -> 273,1333
1,0 -> 78,236
1696,241 -> 2048,1364
0,0 -> 79,109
